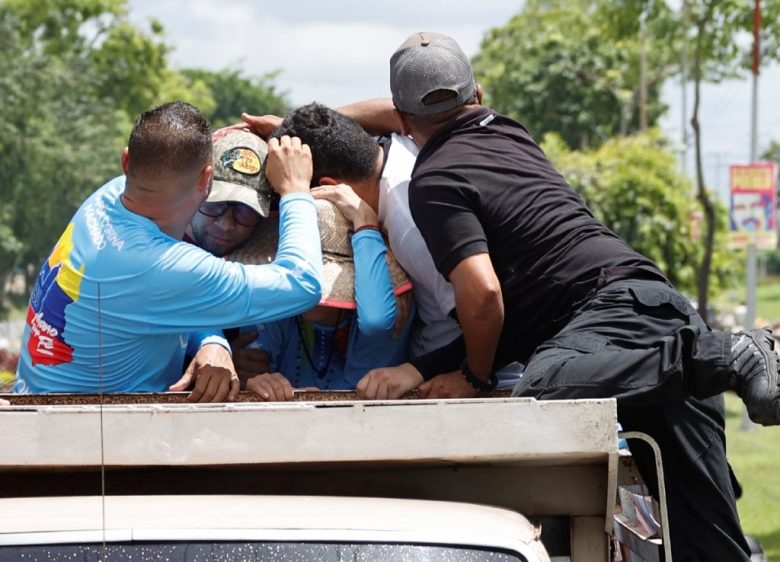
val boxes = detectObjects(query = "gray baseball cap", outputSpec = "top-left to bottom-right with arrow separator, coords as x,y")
390,32 -> 477,116
209,130 -> 272,217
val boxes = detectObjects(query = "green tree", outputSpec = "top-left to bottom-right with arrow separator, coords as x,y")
684,0 -> 780,317
0,7 -> 121,312
181,68 -> 290,129
154,70 -> 217,119
761,139 -> 780,209
0,0 -> 188,315
0,0 -> 292,317
2,0 -> 125,54
2,0 -> 168,123
473,0 -> 674,149
542,130 -> 736,295
89,18 -> 170,118
760,140 -> 780,165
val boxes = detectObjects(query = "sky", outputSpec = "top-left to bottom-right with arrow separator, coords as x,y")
128,0 -> 780,202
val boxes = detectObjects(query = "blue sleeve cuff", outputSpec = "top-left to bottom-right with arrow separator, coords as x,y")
187,331 -> 231,357
351,228 -> 383,243
279,191 -> 315,206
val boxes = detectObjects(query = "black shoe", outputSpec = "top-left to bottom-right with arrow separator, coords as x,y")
730,327 -> 780,426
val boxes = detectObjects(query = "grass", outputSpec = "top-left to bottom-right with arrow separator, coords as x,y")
714,276 -> 780,327
756,281 -> 780,324
725,393 -> 780,560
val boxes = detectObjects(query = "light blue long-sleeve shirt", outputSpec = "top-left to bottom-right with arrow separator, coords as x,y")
15,176 -> 322,393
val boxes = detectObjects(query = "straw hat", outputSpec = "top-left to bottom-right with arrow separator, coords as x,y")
226,199 -> 412,310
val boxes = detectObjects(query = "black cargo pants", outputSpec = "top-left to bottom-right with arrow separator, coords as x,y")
512,277 -> 750,561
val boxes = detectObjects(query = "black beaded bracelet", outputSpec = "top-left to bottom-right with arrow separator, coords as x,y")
459,359 -> 498,391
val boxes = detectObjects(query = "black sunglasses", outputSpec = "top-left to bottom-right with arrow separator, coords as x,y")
198,201 -> 261,227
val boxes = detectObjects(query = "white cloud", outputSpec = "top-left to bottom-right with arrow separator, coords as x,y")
128,0 -> 514,106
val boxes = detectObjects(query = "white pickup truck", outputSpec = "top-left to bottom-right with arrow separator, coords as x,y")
0,393 -> 663,561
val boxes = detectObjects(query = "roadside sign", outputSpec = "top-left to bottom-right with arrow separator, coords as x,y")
728,162 -> 778,249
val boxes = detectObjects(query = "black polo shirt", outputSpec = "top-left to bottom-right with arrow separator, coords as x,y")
409,107 -> 663,366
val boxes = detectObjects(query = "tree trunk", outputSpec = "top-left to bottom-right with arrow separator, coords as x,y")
639,13 -> 649,131
691,4 -> 716,321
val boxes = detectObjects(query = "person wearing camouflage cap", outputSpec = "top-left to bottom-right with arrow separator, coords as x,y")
187,129 -> 273,257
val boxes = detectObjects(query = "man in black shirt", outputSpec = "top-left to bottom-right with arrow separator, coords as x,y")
359,31 -> 780,561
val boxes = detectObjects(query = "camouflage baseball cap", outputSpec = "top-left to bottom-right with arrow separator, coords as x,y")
209,130 -> 272,217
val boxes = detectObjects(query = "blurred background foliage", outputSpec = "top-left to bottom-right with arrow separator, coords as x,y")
472,0 -> 673,149
0,0 -> 289,313
541,130 -> 736,295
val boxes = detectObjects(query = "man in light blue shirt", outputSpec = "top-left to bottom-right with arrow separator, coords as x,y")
14,101 -> 323,402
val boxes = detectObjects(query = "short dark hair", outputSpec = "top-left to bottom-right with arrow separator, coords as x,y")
272,103 -> 380,186
127,101 -> 212,178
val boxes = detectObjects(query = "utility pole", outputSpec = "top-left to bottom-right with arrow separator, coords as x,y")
746,0 -> 761,342
639,8 -> 648,131
681,0 -> 689,175
750,0 -> 761,164
742,0 -> 761,433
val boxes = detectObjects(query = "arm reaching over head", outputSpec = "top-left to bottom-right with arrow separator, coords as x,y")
265,135 -> 314,197
310,183 -> 378,230
234,99 -> 400,140
152,134 -> 323,331
337,99 -> 402,136
239,113 -> 284,140
312,184 -> 397,338
313,183 -> 412,379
